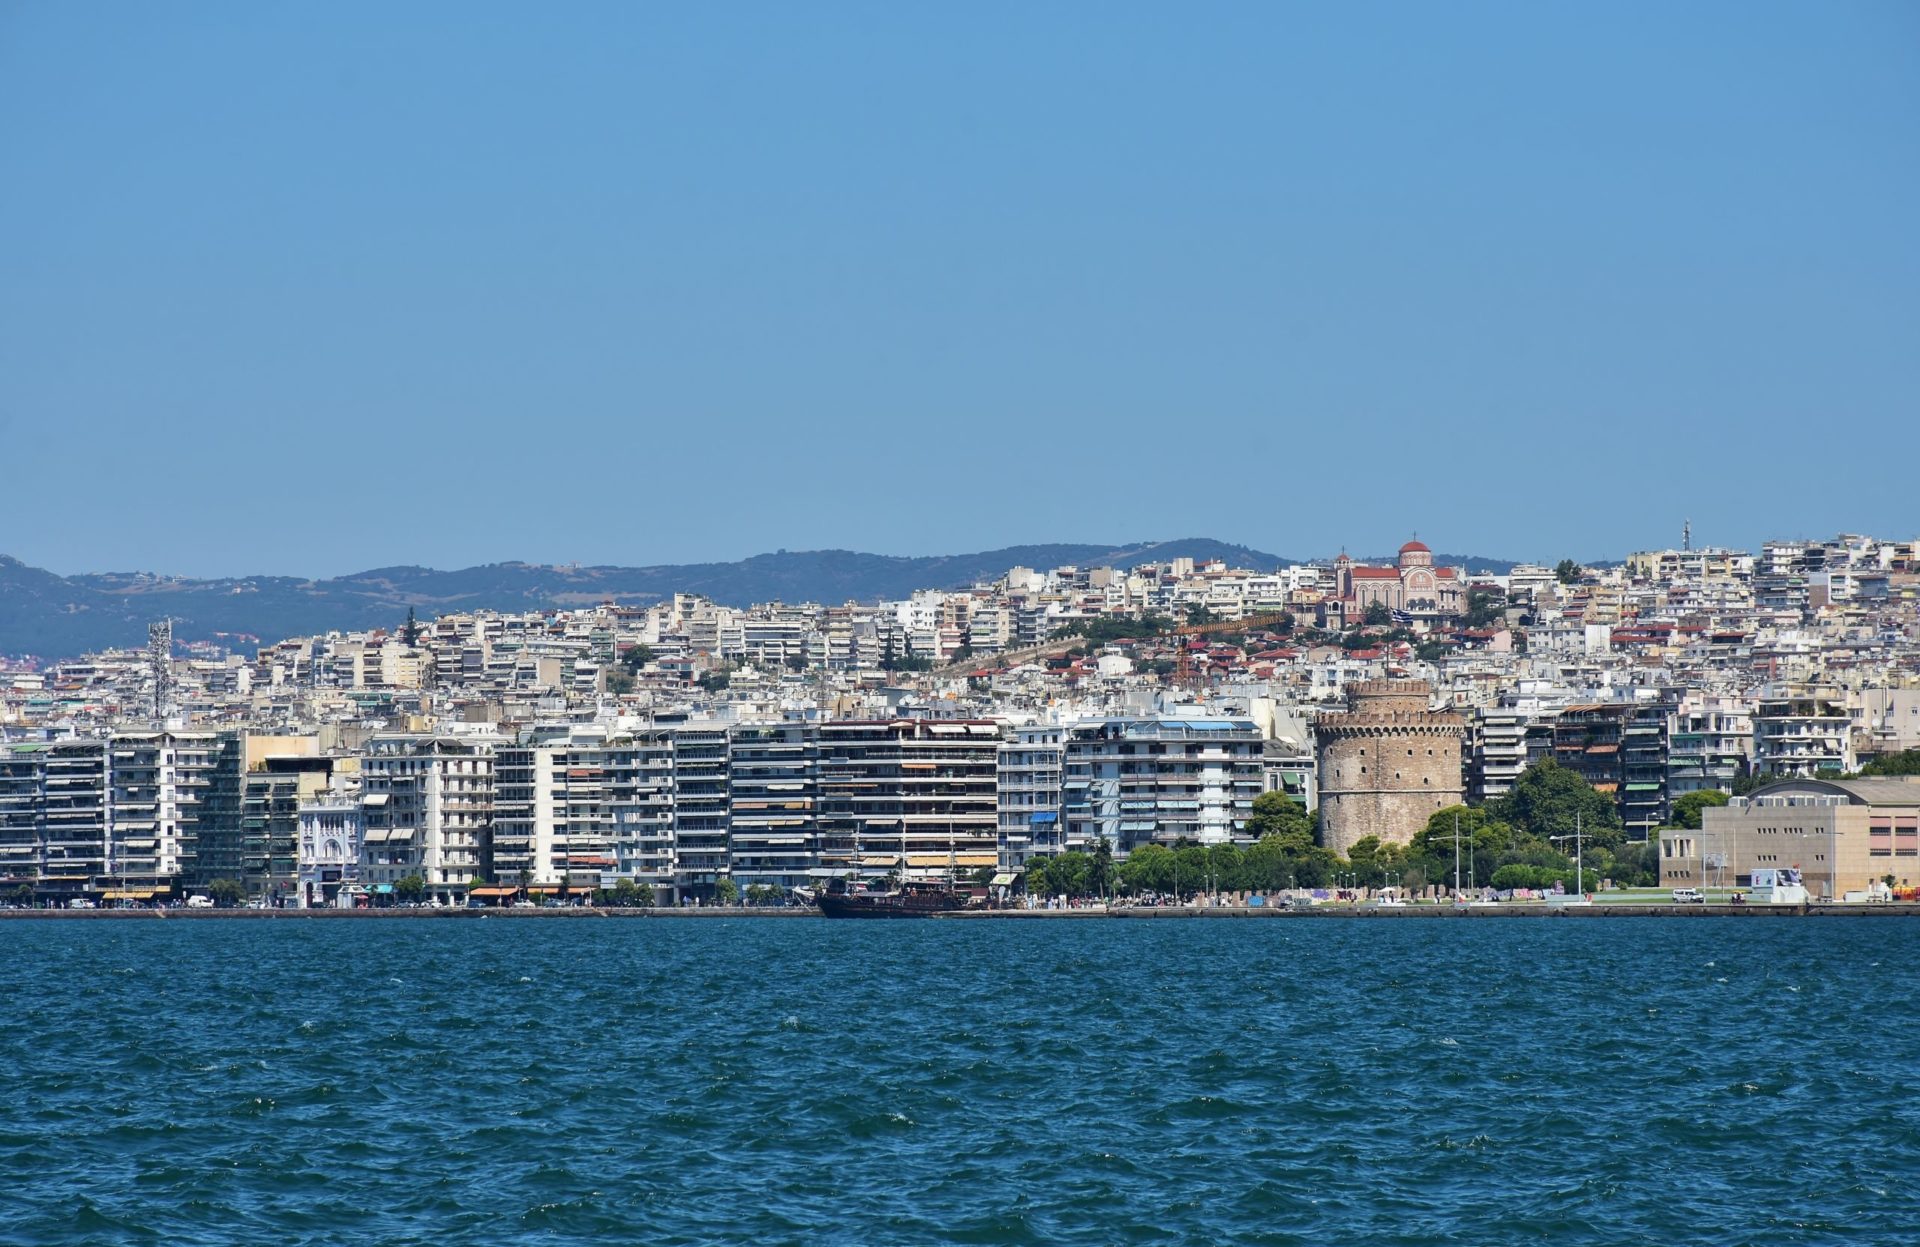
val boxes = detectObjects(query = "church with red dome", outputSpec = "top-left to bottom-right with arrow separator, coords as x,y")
1323,539 -> 1464,628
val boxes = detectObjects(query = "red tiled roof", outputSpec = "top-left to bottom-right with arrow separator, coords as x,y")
1351,567 -> 1400,579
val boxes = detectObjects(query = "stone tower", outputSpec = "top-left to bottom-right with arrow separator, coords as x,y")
1315,679 -> 1466,856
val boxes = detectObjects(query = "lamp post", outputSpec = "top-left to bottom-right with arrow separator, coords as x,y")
1452,810 -> 1462,899
1551,811 -> 1587,899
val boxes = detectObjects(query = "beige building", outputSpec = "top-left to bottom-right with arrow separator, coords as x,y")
1662,777 -> 1920,899
1316,679 -> 1466,855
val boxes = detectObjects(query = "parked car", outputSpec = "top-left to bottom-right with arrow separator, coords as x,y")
1671,887 -> 1706,904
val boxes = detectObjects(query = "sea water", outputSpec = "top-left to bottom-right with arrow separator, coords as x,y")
3,917 -> 1916,1244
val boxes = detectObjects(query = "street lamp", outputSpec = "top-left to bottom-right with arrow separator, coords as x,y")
1550,812 -> 1587,899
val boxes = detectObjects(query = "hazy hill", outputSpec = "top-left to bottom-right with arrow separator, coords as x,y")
1,538 -> 1293,660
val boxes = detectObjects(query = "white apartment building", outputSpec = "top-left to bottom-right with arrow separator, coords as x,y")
1062,717 -> 1264,854
997,724 -> 1064,873
360,735 -> 496,902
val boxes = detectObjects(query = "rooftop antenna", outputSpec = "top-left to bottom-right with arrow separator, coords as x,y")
147,619 -> 174,723
1683,519 -> 1691,552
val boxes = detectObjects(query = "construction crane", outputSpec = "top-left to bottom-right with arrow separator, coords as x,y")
1174,612 -> 1295,688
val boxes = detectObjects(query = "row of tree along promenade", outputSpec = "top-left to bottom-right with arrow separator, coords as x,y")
9,900 -> 1919,920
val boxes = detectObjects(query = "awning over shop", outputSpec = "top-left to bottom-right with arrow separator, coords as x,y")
468,887 -> 520,897
373,884 -> 395,894
990,872 -> 1017,886
905,852 -> 998,868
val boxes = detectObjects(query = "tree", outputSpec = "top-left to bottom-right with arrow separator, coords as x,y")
393,874 -> 427,904
1245,791 -> 1315,853
1118,843 -> 1174,895
1186,604 -> 1219,626
1554,558 -> 1582,585
1206,842 -> 1245,894
1050,615 -> 1176,646
970,865 -> 995,886
1860,749 -> 1920,777
1671,789 -> 1730,830
402,606 -> 421,649
1034,851 -> 1093,898
697,669 -> 732,693
1346,835 -> 1407,887
1363,601 -> 1393,627
1488,760 -> 1623,852
604,878 -> 647,908
620,644 -> 655,674
1087,839 -> 1114,899
605,670 -> 636,695
713,877 -> 739,906
206,878 -> 244,908
1464,588 -> 1506,628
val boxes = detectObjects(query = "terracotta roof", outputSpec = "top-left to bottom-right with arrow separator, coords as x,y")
1400,540 -> 1430,554
1351,567 -> 1400,579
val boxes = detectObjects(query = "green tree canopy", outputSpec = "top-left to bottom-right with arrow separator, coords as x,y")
1487,760 -> 1623,852
1554,558 -> 1582,585
1028,851 -> 1094,898
1464,588 -> 1507,628
1245,791 -> 1315,853
393,874 -> 426,903
713,877 -> 740,905
206,878 -> 244,908
1087,839 -> 1114,898
1860,749 -> 1920,777
1671,789 -> 1730,829
1118,843 -> 1173,895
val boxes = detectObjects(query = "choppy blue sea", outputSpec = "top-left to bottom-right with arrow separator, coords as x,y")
3,917 -> 1917,1245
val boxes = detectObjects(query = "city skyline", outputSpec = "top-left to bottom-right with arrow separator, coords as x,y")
4,3 -> 1917,577
4,519 -> 1909,584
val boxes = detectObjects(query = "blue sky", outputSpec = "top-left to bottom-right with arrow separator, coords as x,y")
2,2 -> 1915,577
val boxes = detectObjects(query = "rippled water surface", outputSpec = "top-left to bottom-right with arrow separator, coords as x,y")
4,917 -> 1918,1245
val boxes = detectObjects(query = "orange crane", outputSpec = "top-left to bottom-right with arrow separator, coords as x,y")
1173,612 -> 1295,688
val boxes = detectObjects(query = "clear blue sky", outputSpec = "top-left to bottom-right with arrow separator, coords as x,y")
2,2 -> 1915,578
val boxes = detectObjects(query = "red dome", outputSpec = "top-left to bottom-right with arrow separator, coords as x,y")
1399,539 -> 1430,554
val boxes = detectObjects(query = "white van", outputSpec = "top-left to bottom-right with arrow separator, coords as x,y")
1671,887 -> 1706,904
185,895 -> 214,909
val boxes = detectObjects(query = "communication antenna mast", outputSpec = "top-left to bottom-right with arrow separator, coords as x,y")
148,619 -> 175,722
1683,519 -> 1691,552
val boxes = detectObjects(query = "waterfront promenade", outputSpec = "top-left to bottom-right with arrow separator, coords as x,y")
6,902 -> 1918,920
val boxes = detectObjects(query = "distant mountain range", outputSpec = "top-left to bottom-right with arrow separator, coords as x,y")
0,540 -> 1521,661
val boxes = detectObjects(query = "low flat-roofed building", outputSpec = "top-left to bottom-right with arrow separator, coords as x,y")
1662,777 -> 1920,899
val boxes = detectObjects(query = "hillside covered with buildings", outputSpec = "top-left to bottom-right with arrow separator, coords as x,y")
2,531 -> 1917,909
